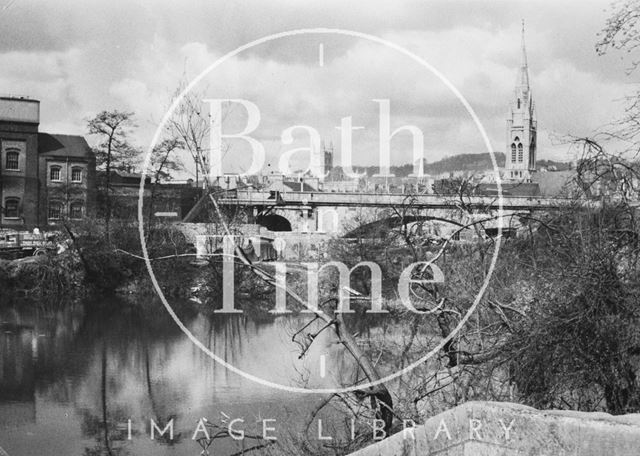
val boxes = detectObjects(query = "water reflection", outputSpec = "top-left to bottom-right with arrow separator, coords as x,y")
0,297 -> 350,456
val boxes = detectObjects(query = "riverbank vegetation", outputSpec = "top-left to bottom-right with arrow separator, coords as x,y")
0,219 -> 195,300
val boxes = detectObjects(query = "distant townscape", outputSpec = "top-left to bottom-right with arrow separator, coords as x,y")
0,24 -> 622,233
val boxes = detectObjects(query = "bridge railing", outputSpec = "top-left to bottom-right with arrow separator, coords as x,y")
220,189 -> 578,209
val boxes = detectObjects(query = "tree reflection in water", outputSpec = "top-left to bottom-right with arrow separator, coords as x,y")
0,296 -> 344,455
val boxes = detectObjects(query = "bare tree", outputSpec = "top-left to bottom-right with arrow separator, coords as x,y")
597,0 -> 640,147
87,110 -> 136,239
597,0 -> 640,72
146,137 -> 183,228
165,81 -> 397,449
166,82 -> 211,187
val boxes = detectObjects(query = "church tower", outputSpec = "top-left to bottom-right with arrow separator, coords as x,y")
311,140 -> 334,181
505,20 -> 537,182
324,141 -> 334,176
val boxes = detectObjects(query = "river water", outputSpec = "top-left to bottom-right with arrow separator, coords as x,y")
0,296 -> 371,456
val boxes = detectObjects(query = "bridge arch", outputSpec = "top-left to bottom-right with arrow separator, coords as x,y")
256,213 -> 292,232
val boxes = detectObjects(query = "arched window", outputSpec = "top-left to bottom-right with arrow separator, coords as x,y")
4,198 -> 19,219
511,143 -> 517,163
50,166 -> 62,182
517,143 -> 524,162
529,136 -> 536,168
70,202 -> 83,219
71,167 -> 82,183
5,150 -> 19,170
48,201 -> 62,220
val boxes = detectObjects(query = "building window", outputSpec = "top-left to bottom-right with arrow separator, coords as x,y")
4,198 -> 19,219
517,143 -> 524,162
511,143 -> 517,163
517,98 -> 521,109
5,150 -> 19,170
48,201 -> 62,220
71,167 -> 82,183
70,202 -> 83,219
50,166 -> 62,182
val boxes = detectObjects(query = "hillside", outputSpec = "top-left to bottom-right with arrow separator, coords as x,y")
347,153 -> 571,177
426,152 -> 505,175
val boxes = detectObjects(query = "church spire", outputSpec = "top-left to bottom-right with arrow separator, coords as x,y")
505,19 -> 537,182
518,19 -> 530,90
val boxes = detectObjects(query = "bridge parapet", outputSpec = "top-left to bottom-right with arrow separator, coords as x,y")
348,401 -> 640,456
221,190 -> 577,210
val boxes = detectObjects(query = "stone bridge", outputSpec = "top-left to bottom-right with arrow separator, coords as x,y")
213,190 -> 575,237
349,401 -> 640,456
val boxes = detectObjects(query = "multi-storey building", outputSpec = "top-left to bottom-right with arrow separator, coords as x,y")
0,96 -> 96,230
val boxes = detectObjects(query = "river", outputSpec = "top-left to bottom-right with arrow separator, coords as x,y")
0,296 -> 370,456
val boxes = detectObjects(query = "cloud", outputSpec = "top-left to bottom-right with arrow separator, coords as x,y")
0,0 -> 633,171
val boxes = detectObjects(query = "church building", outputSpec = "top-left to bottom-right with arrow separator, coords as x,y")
504,22 -> 537,182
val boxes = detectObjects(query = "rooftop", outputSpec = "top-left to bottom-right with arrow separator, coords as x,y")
38,133 -> 93,159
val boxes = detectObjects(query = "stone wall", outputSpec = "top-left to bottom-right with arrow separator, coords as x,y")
349,401 -> 640,456
175,222 -> 329,261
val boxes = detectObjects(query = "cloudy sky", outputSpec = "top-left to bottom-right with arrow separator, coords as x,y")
0,0 -> 636,174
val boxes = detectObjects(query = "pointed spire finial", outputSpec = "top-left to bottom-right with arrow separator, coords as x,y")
517,19 -> 529,89
521,19 -> 527,67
